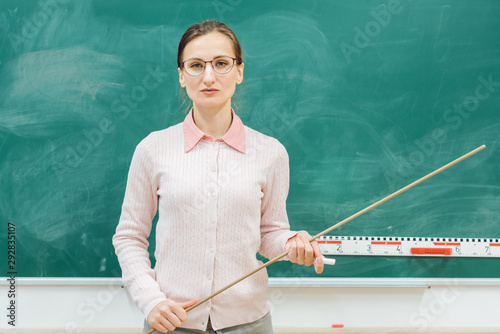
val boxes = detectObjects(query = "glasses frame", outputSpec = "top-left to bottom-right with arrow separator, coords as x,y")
180,57 -> 238,77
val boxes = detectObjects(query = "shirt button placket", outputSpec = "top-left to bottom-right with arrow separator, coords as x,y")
209,143 -> 218,220
207,142 -> 218,299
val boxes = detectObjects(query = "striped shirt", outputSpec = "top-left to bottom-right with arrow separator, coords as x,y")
113,109 -> 296,330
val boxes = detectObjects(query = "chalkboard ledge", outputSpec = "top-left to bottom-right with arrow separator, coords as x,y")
268,277 -> 500,287
3,277 -> 500,287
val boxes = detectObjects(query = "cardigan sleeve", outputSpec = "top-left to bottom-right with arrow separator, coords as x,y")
259,140 -> 298,260
112,137 -> 167,318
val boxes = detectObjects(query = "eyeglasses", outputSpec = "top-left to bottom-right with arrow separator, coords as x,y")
181,56 -> 238,76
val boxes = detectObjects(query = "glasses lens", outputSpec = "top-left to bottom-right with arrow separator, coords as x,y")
213,57 -> 234,74
184,60 -> 205,76
183,57 -> 235,76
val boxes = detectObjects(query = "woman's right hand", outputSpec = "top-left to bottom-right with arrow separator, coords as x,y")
147,298 -> 199,333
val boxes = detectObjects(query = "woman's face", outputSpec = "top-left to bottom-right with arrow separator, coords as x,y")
178,32 -> 244,112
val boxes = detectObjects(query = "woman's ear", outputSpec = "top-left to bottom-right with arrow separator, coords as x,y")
178,67 -> 186,88
236,63 -> 244,85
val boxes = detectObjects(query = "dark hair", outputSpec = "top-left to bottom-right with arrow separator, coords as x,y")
177,20 -> 243,67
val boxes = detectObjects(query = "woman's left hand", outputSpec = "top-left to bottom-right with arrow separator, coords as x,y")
285,231 -> 324,274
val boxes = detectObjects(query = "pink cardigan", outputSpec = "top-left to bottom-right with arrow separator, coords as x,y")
113,110 -> 297,331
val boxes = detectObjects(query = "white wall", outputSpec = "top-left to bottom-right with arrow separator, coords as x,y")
1,277 -> 500,333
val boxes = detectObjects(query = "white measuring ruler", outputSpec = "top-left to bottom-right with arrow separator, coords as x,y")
318,236 -> 500,257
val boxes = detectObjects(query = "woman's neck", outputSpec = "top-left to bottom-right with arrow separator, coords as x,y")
192,104 -> 233,139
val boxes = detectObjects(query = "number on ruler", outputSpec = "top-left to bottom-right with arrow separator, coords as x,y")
485,245 -> 490,255
337,244 -> 343,253
455,246 -> 461,254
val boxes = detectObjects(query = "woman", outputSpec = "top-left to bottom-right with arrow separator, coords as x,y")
113,20 -> 324,334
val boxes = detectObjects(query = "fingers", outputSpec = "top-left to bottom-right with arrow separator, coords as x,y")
149,315 -> 171,333
150,321 -> 169,334
311,240 -> 324,274
286,232 -> 325,274
298,234 -> 315,266
287,234 -> 305,264
314,256 -> 324,274
148,299 -> 196,333
181,298 -> 200,310
286,232 -> 316,266
285,237 -> 298,263
166,301 -> 187,325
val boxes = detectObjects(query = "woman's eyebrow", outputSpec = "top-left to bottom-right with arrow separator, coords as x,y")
185,55 -> 232,61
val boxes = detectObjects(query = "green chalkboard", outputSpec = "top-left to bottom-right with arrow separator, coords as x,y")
1,0 -> 499,279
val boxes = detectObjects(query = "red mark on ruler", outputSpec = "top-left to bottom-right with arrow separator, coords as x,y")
371,241 -> 401,245
434,242 -> 460,246
411,247 -> 452,255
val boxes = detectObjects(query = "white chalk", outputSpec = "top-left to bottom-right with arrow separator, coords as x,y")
321,258 -> 336,265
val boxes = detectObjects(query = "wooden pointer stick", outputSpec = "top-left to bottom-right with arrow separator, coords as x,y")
145,144 -> 485,333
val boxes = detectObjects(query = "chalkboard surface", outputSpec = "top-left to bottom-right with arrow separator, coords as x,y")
1,0 -> 499,278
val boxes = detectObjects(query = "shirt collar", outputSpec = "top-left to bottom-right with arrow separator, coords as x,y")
183,108 -> 246,154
